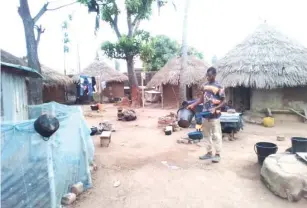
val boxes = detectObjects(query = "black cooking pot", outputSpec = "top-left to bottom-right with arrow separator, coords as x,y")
34,114 -> 60,139
177,107 -> 195,128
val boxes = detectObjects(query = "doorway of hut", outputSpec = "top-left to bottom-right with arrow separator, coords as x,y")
186,86 -> 193,101
227,87 -> 251,112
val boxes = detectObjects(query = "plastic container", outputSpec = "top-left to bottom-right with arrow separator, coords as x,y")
90,127 -> 98,136
263,117 -> 274,127
254,142 -> 278,165
165,130 -> 172,136
198,111 -> 212,118
177,108 -> 195,128
291,137 -> 307,153
98,103 -> 103,111
188,131 -> 203,140
90,105 -> 99,111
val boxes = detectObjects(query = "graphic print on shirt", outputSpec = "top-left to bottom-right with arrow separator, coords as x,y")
202,82 -> 225,118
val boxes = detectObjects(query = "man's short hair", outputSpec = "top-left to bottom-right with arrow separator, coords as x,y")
207,67 -> 217,75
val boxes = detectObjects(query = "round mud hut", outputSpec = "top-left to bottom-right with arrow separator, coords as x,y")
147,56 -> 210,108
215,23 -> 307,114
81,60 -> 128,102
41,65 -> 73,103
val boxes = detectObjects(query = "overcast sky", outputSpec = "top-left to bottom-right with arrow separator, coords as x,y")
1,0 -> 307,74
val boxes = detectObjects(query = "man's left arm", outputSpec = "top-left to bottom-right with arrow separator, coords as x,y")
214,87 -> 226,110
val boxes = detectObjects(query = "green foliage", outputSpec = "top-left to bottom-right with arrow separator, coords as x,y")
62,14 -> 73,53
62,21 -> 68,30
78,0 -> 178,70
140,35 -> 179,71
101,30 -> 150,59
140,35 -> 204,71
186,46 -> 204,60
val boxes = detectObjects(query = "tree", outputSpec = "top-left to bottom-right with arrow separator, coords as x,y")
140,35 -> 204,71
80,0 -> 171,106
187,46 -> 203,60
18,0 -> 77,104
140,35 -> 179,71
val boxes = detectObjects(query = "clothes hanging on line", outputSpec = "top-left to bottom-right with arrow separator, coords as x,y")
92,77 -> 96,92
79,75 -> 93,96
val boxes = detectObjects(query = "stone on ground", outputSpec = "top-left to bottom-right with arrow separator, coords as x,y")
261,153 -> 307,202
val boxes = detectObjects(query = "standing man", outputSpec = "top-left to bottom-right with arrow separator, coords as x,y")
188,67 -> 225,163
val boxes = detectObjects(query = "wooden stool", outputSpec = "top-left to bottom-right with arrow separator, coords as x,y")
100,131 -> 111,147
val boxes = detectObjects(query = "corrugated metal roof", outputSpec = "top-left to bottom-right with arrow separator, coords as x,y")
1,61 -> 42,78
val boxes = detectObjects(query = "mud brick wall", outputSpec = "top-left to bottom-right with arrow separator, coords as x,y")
103,82 -> 125,99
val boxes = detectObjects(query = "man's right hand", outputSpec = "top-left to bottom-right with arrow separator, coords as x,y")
187,104 -> 194,110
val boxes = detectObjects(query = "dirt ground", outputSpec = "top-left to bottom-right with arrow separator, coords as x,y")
71,104 -> 307,208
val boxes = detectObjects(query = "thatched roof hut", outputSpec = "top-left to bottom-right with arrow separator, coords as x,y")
147,56 -> 210,88
80,60 -> 128,83
1,50 -> 72,86
215,23 -> 307,89
41,65 -> 73,87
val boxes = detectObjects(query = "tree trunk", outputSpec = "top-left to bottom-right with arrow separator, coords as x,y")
179,0 -> 190,104
19,0 -> 43,105
126,56 -> 140,107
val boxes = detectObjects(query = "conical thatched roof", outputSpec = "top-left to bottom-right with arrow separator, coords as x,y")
215,23 -> 307,89
41,65 -> 73,86
1,50 -> 72,86
80,60 -> 128,82
147,56 -> 210,87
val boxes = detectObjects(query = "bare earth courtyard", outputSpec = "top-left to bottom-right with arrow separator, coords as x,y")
71,104 -> 307,208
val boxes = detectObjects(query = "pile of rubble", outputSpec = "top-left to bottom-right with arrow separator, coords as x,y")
117,107 -> 137,121
158,112 -> 180,131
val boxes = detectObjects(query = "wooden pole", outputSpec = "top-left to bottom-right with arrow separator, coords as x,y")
179,0 -> 190,104
141,72 -> 145,108
161,85 -> 164,109
48,104 -> 56,208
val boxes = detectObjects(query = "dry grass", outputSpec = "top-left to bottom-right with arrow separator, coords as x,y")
41,65 -> 73,86
79,60 -> 128,83
215,23 -> 307,89
1,49 -> 73,86
147,56 -> 210,87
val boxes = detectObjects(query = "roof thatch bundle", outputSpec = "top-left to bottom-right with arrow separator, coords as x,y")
215,23 -> 307,89
1,49 -> 72,86
41,65 -> 73,87
147,56 -> 210,88
80,60 -> 128,83
1,50 -> 27,66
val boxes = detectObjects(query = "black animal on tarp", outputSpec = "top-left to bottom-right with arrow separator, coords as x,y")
34,114 -> 60,140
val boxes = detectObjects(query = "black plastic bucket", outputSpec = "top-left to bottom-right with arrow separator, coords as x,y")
254,142 -> 278,165
177,108 -> 195,128
291,137 -> 307,153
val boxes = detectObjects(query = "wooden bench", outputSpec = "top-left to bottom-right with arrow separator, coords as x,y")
100,131 -> 111,147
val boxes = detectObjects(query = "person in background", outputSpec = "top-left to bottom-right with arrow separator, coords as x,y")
237,101 -> 245,114
222,100 -> 233,112
187,67 -> 225,163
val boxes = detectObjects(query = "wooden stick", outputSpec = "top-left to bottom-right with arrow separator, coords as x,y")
289,108 -> 307,119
